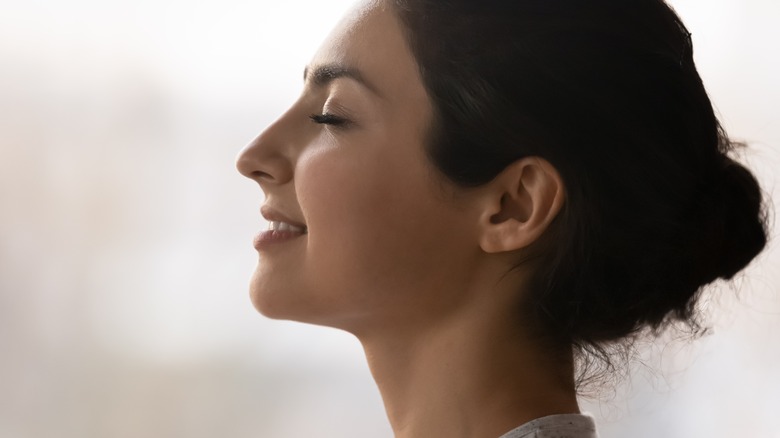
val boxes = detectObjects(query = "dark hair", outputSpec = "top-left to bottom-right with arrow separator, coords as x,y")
390,0 -> 768,379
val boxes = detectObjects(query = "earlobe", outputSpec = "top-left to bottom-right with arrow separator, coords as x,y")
478,157 -> 565,253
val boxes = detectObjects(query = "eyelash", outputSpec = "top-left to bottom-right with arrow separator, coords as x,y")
309,113 -> 349,127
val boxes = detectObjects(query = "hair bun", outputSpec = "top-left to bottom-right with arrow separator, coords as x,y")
696,155 -> 767,283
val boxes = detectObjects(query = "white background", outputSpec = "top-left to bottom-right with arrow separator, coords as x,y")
1,0 -> 778,437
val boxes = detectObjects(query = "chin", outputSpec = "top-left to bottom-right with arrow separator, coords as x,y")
247,269 -> 287,317
248,280 -> 327,324
250,288 -> 366,337
249,282 -> 295,320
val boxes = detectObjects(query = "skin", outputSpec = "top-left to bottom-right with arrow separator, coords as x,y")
236,1 -> 580,436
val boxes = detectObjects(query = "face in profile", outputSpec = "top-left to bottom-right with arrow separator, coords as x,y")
236,0 -> 485,334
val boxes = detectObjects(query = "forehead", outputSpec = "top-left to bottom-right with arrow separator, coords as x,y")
308,0 -> 426,103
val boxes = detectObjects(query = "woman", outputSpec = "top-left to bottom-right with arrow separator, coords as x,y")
236,0 -> 768,436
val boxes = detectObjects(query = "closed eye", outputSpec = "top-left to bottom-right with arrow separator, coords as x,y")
309,113 -> 350,127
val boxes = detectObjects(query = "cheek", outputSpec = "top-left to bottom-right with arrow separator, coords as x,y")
298,148 -> 408,268
295,143 -> 466,316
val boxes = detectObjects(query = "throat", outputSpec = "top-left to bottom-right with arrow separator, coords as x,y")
357,317 -> 580,438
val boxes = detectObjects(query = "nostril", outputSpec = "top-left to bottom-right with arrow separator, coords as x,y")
253,170 -> 274,180
236,153 -> 273,181
235,135 -> 292,184
237,156 -> 286,185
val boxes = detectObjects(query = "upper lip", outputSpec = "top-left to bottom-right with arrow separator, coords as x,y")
260,205 -> 307,229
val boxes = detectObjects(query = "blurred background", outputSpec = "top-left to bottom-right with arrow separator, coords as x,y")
0,0 -> 778,437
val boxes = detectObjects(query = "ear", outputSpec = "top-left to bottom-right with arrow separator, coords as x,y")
478,157 -> 565,253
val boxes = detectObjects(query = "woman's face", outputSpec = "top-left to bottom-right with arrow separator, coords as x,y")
236,0 -> 482,333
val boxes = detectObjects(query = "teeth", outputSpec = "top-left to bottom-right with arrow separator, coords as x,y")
267,221 -> 307,234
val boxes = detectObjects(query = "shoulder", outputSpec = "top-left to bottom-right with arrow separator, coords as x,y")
498,413 -> 599,438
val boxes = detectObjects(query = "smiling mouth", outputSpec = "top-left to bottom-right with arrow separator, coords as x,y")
254,223 -> 307,251
267,221 -> 308,234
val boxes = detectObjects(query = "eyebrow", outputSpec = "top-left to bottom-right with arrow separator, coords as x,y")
303,63 -> 382,97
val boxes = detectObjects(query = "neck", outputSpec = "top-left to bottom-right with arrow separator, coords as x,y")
357,307 -> 581,438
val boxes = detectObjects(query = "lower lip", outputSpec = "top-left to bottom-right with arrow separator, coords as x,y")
253,229 -> 306,250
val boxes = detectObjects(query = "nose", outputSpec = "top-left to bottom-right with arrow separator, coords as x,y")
235,117 -> 294,187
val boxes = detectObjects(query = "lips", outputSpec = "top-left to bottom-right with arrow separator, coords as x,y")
254,205 -> 308,251
267,220 -> 307,234
260,205 -> 307,231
